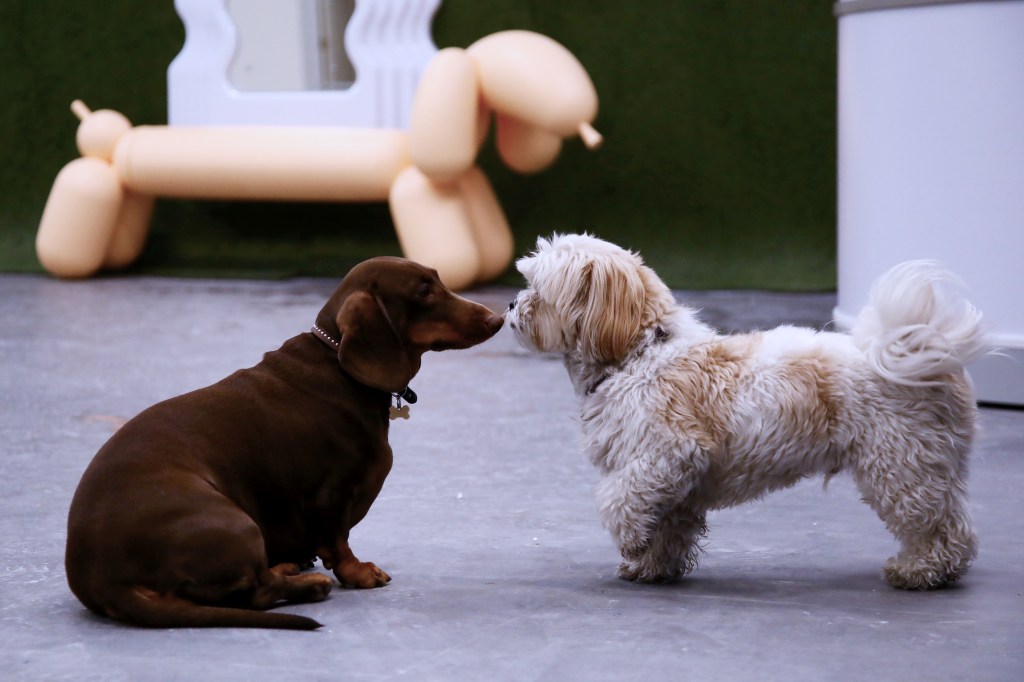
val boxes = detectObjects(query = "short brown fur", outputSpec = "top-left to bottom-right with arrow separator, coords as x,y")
66,257 -> 503,629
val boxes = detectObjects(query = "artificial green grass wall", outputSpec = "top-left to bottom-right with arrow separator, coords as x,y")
0,1 -> 836,289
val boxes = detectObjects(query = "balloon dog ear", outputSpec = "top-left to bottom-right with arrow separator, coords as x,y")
335,291 -> 417,393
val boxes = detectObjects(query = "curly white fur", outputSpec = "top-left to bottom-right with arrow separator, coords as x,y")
507,234 -> 989,590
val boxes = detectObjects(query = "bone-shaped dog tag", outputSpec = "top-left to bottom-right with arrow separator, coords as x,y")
389,405 -> 410,420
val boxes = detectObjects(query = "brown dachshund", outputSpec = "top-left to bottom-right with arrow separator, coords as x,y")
65,257 -> 504,629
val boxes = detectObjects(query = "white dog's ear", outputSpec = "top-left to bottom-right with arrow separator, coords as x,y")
575,256 -> 647,363
515,236 -> 552,285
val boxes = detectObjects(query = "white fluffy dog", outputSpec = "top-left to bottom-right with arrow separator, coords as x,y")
507,234 -> 990,590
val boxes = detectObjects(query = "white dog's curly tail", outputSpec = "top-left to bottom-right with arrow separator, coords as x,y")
852,260 -> 990,386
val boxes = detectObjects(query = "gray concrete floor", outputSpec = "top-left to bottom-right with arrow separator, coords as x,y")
1,274 -> 1021,681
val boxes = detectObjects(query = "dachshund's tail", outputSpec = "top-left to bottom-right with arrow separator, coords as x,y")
108,587 -> 323,630
853,260 -> 990,387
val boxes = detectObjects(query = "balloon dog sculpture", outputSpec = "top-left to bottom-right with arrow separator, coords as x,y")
36,31 -> 602,289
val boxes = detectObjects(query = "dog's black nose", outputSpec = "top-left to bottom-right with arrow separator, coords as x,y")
508,299 -> 516,311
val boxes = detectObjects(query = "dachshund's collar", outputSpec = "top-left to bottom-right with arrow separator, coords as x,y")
311,323 -> 340,350
310,324 -> 417,419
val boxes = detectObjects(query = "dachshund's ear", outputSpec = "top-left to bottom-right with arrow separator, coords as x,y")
335,292 -> 417,393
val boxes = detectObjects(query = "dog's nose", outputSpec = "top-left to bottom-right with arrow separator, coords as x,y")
485,314 -> 505,334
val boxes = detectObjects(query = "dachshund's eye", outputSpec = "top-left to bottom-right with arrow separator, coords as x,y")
417,283 -> 432,299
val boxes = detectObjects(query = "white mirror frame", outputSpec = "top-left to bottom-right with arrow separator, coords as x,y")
168,0 -> 441,128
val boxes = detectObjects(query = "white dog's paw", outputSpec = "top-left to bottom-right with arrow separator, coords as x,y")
617,556 -> 679,584
619,533 -> 653,561
616,535 -> 703,584
603,522 -> 653,565
882,555 -> 964,591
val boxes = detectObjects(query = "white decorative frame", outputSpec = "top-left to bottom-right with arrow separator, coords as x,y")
168,0 -> 441,128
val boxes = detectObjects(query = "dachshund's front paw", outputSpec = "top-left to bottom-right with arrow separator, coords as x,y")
269,562 -> 302,576
294,572 -> 335,601
336,559 -> 391,589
